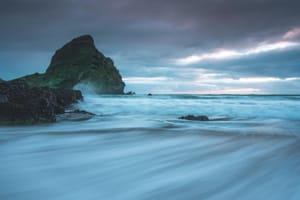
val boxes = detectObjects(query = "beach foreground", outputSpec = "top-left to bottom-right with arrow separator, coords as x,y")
1,94 -> 300,200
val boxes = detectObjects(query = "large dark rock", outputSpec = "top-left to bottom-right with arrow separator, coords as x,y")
0,80 -> 83,124
18,35 -> 125,94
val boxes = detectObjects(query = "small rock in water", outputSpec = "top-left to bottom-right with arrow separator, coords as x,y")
179,115 -> 209,121
125,91 -> 136,95
56,109 -> 95,122
148,93 -> 152,96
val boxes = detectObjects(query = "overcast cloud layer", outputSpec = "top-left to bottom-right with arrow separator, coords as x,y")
0,0 -> 300,94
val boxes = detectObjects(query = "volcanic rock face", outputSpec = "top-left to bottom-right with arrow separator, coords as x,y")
0,80 -> 83,124
20,35 -> 125,94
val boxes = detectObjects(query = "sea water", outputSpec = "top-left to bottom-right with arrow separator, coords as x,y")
0,94 -> 300,200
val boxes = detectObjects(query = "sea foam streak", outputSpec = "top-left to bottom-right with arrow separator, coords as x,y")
0,94 -> 300,199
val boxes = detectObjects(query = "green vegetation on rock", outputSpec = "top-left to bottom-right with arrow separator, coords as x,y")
18,35 -> 125,94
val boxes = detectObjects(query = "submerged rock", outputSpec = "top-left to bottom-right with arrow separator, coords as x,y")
56,109 -> 95,122
0,80 -> 83,124
18,35 -> 125,94
179,115 -> 209,121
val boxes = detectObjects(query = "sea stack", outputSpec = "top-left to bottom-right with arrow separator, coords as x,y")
19,35 -> 125,94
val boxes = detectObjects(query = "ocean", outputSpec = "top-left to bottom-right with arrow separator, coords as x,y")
0,94 -> 300,199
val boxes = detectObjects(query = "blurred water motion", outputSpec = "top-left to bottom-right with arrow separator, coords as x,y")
0,94 -> 300,199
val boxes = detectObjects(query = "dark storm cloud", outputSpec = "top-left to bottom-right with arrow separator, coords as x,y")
0,0 -> 114,51
0,0 -> 299,93
1,0 -> 300,51
118,0 -> 300,56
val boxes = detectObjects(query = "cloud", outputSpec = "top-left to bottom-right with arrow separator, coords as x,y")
123,70 -> 300,94
174,88 -> 262,95
123,77 -> 169,84
0,0 -> 300,93
174,41 -> 299,65
194,76 -> 300,84
283,27 -> 300,39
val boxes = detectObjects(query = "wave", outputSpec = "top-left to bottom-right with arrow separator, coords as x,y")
1,123 -> 300,200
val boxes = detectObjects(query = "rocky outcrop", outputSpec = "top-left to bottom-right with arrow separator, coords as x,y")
18,35 -> 125,94
179,115 -> 209,121
0,80 -> 83,124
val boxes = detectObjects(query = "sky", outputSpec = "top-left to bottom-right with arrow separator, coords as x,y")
0,0 -> 300,94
